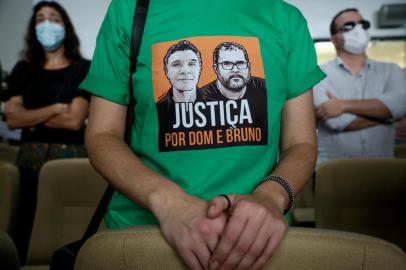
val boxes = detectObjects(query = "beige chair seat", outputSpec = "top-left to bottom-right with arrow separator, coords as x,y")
0,231 -> 20,270
394,144 -> 406,158
25,158 -> 107,267
0,161 -> 20,236
75,226 -> 406,270
21,266 -> 49,270
292,179 -> 315,225
0,144 -> 19,164
315,158 -> 406,250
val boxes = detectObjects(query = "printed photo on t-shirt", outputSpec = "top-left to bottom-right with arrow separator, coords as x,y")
152,36 -> 268,152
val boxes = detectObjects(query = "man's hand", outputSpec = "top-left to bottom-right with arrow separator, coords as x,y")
316,91 -> 345,120
157,195 -> 227,270
206,193 -> 288,270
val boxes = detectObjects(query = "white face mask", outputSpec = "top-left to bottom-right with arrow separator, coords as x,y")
343,24 -> 370,54
35,20 -> 66,51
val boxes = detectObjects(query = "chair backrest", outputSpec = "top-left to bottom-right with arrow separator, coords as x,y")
394,144 -> 406,158
0,144 -> 18,164
26,158 -> 107,265
292,178 -> 315,225
74,226 -> 406,270
315,158 -> 406,250
0,230 -> 20,270
0,161 -> 19,236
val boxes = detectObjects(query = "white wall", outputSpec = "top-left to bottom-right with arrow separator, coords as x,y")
0,0 -> 32,72
0,0 -> 110,72
1,0 -> 405,72
39,0 -> 111,62
286,0 -> 406,39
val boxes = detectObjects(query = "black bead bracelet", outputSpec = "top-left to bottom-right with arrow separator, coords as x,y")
256,175 -> 295,215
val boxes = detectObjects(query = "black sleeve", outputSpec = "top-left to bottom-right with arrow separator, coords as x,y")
6,61 -> 31,99
75,59 -> 91,101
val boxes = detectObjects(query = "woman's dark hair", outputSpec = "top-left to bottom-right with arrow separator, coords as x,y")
23,1 -> 82,66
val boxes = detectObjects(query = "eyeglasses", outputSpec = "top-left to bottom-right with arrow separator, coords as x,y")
335,20 -> 370,34
218,61 -> 248,70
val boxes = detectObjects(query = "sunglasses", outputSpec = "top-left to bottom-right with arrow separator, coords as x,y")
335,20 -> 371,34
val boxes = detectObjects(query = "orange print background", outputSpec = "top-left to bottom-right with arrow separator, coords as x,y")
152,36 -> 265,102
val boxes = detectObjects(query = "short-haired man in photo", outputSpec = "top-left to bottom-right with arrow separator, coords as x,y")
157,40 -> 203,108
156,40 -> 205,148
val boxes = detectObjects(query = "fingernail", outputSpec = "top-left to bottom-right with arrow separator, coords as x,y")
209,205 -> 216,212
210,261 -> 219,270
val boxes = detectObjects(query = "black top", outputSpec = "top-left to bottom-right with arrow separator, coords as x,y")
156,87 -> 206,123
201,76 -> 269,145
201,76 -> 267,103
154,77 -> 269,151
7,59 -> 90,144
201,76 -> 268,129
156,88 -> 207,151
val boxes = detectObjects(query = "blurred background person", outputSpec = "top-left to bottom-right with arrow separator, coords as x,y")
394,68 -> 406,145
4,1 -> 90,264
313,8 -> 406,168
1,60 -> 22,144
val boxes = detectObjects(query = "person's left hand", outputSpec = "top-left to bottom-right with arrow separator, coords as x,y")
316,90 -> 345,120
4,96 -> 24,114
206,193 -> 288,270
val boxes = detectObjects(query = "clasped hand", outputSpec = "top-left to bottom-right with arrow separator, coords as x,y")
316,90 -> 344,120
158,193 -> 287,270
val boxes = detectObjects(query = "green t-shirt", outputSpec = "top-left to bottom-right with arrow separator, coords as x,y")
80,0 -> 325,228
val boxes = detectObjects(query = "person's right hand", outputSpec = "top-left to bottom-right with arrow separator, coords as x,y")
316,90 -> 344,120
156,194 -> 227,270
206,193 -> 288,270
4,96 -> 23,114
53,103 -> 69,114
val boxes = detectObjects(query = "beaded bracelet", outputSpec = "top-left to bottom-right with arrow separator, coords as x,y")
256,175 -> 295,215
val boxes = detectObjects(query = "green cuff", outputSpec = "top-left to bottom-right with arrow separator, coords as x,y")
80,73 -> 129,105
287,66 -> 326,100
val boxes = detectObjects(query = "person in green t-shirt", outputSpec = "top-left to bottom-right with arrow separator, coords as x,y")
81,0 -> 325,269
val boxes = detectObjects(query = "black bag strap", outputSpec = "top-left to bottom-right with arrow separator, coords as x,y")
125,0 -> 150,142
81,0 -> 150,242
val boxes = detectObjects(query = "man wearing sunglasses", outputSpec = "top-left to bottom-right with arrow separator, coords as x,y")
313,8 -> 406,167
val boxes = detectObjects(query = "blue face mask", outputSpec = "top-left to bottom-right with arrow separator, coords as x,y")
35,20 -> 66,51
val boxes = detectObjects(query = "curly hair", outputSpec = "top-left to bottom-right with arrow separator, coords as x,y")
22,1 -> 82,66
213,42 -> 250,66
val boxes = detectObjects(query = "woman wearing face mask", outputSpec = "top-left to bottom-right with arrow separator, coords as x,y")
4,1 -> 90,264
